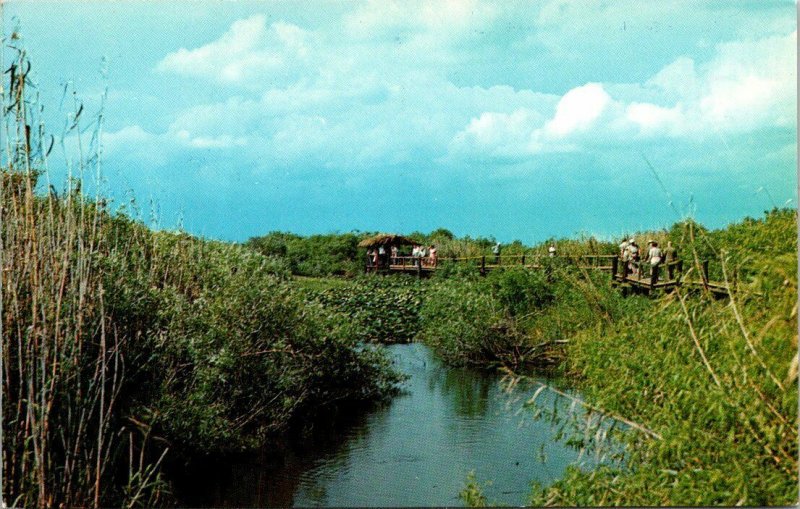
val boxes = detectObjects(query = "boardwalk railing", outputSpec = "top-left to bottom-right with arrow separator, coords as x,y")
367,252 -> 730,296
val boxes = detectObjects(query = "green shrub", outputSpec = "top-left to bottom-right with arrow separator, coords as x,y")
487,267 -> 554,317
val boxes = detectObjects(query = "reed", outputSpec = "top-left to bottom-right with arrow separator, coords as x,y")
0,43 -> 402,508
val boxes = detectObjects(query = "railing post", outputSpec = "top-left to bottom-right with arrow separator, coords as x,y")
702,259 -> 709,285
521,254 -> 526,266
480,255 -> 486,276
621,258 -> 629,280
611,256 -> 618,278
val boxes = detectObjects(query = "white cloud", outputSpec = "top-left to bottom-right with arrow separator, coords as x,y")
156,15 -> 310,88
101,125 -> 170,166
449,108 -> 546,160
543,83 -> 611,137
624,102 -> 683,136
174,130 -> 247,149
697,31 -> 796,131
143,8 -> 795,171
449,29 -> 796,160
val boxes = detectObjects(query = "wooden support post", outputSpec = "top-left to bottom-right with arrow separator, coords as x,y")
702,259 -> 709,285
611,257 -> 618,278
521,254 -> 526,266
416,260 -> 422,278
621,258 -> 629,280
480,255 -> 486,276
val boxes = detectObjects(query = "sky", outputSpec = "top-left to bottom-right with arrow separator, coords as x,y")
2,1 -> 797,243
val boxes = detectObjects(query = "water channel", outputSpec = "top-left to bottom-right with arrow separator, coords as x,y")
188,342 -> 604,507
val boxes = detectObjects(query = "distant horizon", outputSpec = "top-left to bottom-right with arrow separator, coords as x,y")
4,1 -> 796,245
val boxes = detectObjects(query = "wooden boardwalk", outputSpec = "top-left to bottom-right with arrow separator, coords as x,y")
367,254 -> 732,297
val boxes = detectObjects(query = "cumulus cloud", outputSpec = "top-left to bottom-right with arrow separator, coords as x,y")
543,83 -> 611,137
450,29 -> 796,160
156,15 -> 311,88
141,5 -> 796,172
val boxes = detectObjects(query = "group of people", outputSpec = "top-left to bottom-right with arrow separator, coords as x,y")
619,238 -> 677,279
411,244 -> 437,267
367,244 -> 438,268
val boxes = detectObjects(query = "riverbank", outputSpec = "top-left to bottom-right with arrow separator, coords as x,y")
450,209 -> 797,506
292,210 -> 798,506
0,170 -> 403,508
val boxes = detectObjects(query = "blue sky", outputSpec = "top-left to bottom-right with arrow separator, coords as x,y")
3,1 -> 797,243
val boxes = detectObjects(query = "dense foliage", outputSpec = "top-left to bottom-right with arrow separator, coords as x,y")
308,275 -> 425,344
0,171 -> 402,508
523,209 -> 798,506
419,262 -> 643,367
245,231 -> 364,277
449,209 -> 797,507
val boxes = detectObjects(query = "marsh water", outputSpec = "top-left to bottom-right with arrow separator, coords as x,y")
185,343 -> 599,507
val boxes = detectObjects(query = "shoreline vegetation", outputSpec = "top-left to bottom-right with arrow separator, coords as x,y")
2,49 -> 797,507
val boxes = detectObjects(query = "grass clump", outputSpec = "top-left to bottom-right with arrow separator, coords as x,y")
418,262 -> 643,368
0,177 -> 404,507
0,49 -> 402,506
525,209 -> 798,506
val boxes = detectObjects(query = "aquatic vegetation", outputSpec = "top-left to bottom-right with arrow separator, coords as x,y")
309,274 -> 425,344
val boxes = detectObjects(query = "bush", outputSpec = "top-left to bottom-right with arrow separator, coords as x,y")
487,267 -> 554,317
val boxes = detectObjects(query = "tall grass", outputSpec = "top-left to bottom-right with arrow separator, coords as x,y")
525,210 -> 798,506
446,209 -> 797,506
0,44 -> 402,507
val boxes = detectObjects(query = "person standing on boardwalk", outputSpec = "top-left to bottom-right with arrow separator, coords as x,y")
548,245 -> 556,257
378,245 -> 386,267
429,244 -> 438,267
493,242 -> 501,264
619,238 -> 631,277
367,249 -> 375,269
627,239 -> 640,277
647,240 -> 663,283
391,245 -> 398,264
664,241 -> 678,279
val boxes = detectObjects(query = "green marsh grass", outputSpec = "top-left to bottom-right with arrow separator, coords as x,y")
0,46 -> 402,508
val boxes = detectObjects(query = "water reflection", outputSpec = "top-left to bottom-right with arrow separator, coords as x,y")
189,343 -> 609,507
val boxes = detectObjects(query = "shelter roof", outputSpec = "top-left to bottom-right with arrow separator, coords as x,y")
357,234 -> 417,248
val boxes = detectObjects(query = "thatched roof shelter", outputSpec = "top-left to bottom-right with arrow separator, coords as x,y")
358,233 -> 417,248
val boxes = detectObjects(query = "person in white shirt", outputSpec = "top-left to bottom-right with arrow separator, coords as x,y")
647,240 -> 663,281
627,239 -> 639,276
619,239 -> 630,260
